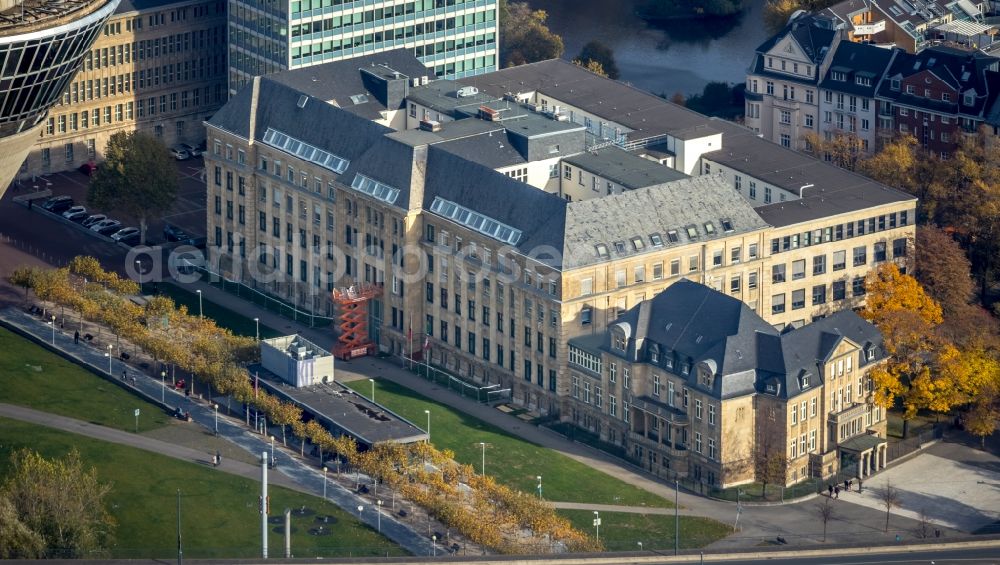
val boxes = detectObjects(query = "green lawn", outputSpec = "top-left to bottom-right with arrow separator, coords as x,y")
0,418 -> 406,559
0,326 -> 170,432
155,283 -> 282,339
347,379 -> 671,508
558,510 -> 731,552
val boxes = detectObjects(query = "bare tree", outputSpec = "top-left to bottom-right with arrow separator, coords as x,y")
879,481 -> 900,533
915,509 -> 931,539
816,497 -> 836,542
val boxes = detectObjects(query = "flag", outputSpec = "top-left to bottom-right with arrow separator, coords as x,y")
423,337 -> 431,350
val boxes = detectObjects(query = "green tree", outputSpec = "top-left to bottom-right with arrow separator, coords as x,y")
1,449 -> 115,558
0,497 -> 45,559
575,41 -> 619,80
88,131 -> 178,245
500,1 -> 564,67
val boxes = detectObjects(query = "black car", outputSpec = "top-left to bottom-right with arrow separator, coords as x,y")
42,195 -> 73,213
65,209 -> 89,223
163,224 -> 189,242
117,232 -> 141,246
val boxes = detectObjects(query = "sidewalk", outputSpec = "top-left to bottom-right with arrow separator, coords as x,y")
0,307 -> 435,557
169,278 -> 962,549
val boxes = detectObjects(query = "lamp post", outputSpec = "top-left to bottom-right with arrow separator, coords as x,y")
196,289 -> 203,318
369,378 -> 375,404
254,317 -> 260,341
161,371 -> 166,403
135,260 -> 143,294
48,315 -> 55,344
431,535 -> 437,557
376,499 -> 382,533
213,404 -> 219,435
106,344 -> 113,375
269,435 -> 275,465
536,475 -> 542,499
424,410 -> 431,442
593,511 -> 600,543
357,505 -> 364,519
479,442 -> 486,475
322,467 -> 328,500
674,480 -> 680,556
637,542 -> 643,551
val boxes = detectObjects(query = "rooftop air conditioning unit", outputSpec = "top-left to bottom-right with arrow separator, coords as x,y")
421,76 -> 430,85
420,119 -> 442,132
456,86 -> 479,97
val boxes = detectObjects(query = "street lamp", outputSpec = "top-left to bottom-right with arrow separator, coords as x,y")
254,317 -> 260,341
424,410 -> 431,442
135,260 -> 143,294
48,315 -> 55,344
431,535 -> 437,557
196,289 -> 203,318
536,475 -> 543,499
269,435 -> 275,465
368,378 -> 375,404
376,499 -> 383,533
357,505 -> 363,519
213,404 -> 219,435
161,371 -> 166,403
593,511 -> 600,542
637,541 -> 643,551
106,344 -> 113,375
322,466 -> 328,500
479,442 -> 486,476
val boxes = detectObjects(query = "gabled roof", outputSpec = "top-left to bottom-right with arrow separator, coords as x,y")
875,45 -> 1000,117
600,282 -> 884,401
819,42 -> 897,96
754,13 -> 838,64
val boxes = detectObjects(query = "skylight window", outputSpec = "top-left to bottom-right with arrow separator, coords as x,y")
596,244 -> 610,259
704,222 -> 716,235
350,174 -> 400,205
614,241 -> 627,254
650,233 -> 663,247
261,128 -> 349,174
631,236 -> 645,251
685,226 -> 699,239
666,230 -> 679,243
429,197 -> 522,245
721,219 -> 734,232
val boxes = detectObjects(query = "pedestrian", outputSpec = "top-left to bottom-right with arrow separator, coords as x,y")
131,376 -> 136,387
74,330 -> 79,345
212,454 -> 218,467
844,479 -> 850,491
216,450 -> 221,466
122,369 -> 127,382
834,486 -> 840,499
828,484 -> 834,497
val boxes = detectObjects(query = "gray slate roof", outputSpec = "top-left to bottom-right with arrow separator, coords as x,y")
562,175 -> 769,269
595,280 -> 884,401
819,41 -> 896,97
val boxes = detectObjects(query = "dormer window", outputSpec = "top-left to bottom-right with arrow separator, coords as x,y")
766,383 -> 777,394
665,354 -> 674,369
867,347 -> 876,361
613,331 -> 626,351
831,71 -> 846,81
650,346 -> 659,363
855,76 -> 871,86
682,362 -> 691,375
801,375 -> 810,389
890,78 -> 900,90
905,85 -> 915,94
964,92 -> 975,106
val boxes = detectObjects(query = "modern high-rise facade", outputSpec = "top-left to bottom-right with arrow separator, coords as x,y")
227,0 -> 498,95
0,0 -> 121,197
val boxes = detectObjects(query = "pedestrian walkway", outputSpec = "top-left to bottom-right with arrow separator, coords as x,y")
0,307 -> 435,557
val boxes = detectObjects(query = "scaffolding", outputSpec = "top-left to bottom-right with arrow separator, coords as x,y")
330,284 -> 381,360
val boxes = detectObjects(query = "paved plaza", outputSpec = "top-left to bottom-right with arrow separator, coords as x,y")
844,452 -> 1000,532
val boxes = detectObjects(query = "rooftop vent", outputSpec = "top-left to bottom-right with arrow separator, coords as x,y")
456,86 -> 479,97
296,95 -> 308,109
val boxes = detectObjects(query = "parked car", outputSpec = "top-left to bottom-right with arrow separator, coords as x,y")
111,227 -> 140,241
81,214 -> 106,228
182,236 -> 207,249
163,224 -> 189,242
62,205 -> 86,219
42,195 -> 74,213
91,219 -> 121,235
180,143 -> 201,158
65,209 -> 89,223
169,145 -> 190,160
117,231 -> 141,246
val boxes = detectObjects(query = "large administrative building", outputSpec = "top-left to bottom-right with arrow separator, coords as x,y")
0,0 -> 121,196
205,51 -> 914,487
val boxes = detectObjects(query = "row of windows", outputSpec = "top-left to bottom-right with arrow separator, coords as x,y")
291,0 -> 479,17
770,214 -> 909,255
86,25 -> 226,73
771,278 -> 867,314
291,28 -> 495,61
771,239 -> 906,284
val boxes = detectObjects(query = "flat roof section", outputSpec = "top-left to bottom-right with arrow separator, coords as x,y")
563,146 -> 688,190
250,365 -> 428,446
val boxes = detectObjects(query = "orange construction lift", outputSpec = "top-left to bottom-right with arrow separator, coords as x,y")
330,283 -> 382,360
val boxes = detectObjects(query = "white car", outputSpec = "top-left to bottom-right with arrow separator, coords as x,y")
62,205 -> 86,219
90,219 -> 121,235
110,227 -> 140,241
169,145 -> 190,160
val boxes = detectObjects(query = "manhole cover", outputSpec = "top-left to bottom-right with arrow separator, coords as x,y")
308,526 -> 332,536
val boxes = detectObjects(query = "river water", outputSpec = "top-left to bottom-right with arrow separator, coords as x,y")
533,0 -> 769,96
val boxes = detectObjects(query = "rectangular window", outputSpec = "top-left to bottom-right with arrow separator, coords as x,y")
853,246 -> 867,267
792,289 -> 805,310
833,250 -> 846,271
812,284 -> 826,305
772,293 -> 786,314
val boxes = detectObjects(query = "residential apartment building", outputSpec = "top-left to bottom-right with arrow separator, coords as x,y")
19,0 -> 227,178
568,280 -> 889,488
744,15 -> 841,152
227,0 -> 499,96
875,45 -> 1000,156
748,12 -> 1000,158
205,54 -> 915,474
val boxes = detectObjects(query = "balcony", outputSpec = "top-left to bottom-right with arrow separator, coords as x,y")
828,401 -> 867,425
